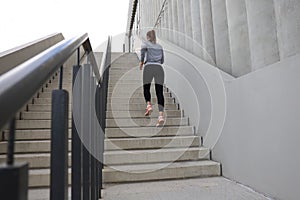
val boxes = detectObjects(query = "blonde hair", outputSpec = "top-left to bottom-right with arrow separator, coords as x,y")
146,30 -> 157,44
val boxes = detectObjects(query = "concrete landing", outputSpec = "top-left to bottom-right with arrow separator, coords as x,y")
103,177 -> 273,200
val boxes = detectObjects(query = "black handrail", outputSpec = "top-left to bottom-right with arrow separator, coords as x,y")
0,33 -> 106,200
0,33 -> 91,130
154,0 -> 168,28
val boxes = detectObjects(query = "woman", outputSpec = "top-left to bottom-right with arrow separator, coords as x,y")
139,30 -> 165,127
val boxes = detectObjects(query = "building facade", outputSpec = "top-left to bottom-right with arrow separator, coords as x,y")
127,0 -> 300,77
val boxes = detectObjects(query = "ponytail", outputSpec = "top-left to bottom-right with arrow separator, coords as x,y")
146,30 -> 157,44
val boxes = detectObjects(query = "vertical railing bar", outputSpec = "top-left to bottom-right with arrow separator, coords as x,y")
50,89 -> 69,200
90,76 -> 96,200
72,64 -> 82,200
7,117 -> 16,165
77,48 -> 80,66
95,83 -> 102,199
88,64 -> 92,199
82,64 -> 91,200
94,79 -> 98,200
59,65 -> 64,90
1,116 -> 29,200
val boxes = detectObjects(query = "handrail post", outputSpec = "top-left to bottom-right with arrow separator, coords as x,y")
72,64 -> 82,200
50,89 -> 69,200
58,66 -> 64,90
0,118 -> 29,200
82,64 -> 91,200
7,118 -> 16,165
90,76 -> 97,200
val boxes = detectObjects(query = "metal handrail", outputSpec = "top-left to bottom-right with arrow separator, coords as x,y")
99,36 -> 112,82
154,0 -> 168,28
0,33 -> 98,130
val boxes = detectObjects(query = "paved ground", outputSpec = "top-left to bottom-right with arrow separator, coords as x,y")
103,177 -> 274,200
29,177 -> 274,200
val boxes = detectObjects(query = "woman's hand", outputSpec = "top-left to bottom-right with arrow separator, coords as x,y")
139,62 -> 144,70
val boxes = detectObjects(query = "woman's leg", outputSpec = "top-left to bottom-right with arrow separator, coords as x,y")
153,65 -> 165,118
143,65 -> 153,103
143,83 -> 151,103
155,83 -> 165,113
143,65 -> 154,116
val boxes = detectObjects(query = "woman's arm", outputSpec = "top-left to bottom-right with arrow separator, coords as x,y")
140,44 -> 147,63
140,44 -> 147,70
160,48 -> 164,64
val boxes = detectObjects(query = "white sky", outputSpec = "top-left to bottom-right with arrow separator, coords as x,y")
0,0 -> 130,52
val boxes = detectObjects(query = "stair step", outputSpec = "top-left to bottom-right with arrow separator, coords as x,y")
29,168 -> 71,188
106,117 -> 188,127
33,92 -> 72,98
105,126 -> 194,138
0,140 -> 71,154
33,98 -> 73,104
2,129 -> 71,141
107,103 -> 177,111
108,87 -> 168,93
15,120 -> 71,129
21,112 -> 72,120
104,147 -> 208,165
103,160 -> 221,183
109,66 -> 138,70
106,110 -> 182,118
107,82 -> 167,88
107,97 -> 175,104
27,104 -> 72,112
107,91 -> 171,98
108,80 -> 143,85
0,153 -> 71,169
104,136 -> 199,150
43,87 -> 72,92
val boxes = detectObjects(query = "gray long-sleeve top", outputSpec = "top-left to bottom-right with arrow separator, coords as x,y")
140,41 -> 164,66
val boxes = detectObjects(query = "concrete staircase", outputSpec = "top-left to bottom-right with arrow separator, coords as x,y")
0,67 -> 74,188
0,52 -> 220,192
103,53 -> 221,183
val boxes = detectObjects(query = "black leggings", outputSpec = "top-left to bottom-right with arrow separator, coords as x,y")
143,64 -> 165,112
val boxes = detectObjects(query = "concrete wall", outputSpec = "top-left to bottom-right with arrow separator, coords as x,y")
0,33 -> 64,75
274,0 -> 300,60
211,0 -> 232,74
129,0 -> 300,77
245,0 -> 280,71
225,0 -> 252,76
157,39 -> 232,149
131,1 -> 300,199
213,54 -> 300,200
154,38 -> 300,200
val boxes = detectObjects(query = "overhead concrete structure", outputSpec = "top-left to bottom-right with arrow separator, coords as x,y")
126,1 -> 300,200
127,0 -> 300,77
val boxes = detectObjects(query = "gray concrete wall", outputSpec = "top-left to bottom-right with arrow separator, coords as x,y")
131,0 -> 300,77
157,38 -> 232,148
274,0 -> 300,60
171,0 -> 179,45
131,2 -> 300,199
245,0 -> 280,70
191,0 -> 203,58
211,0 -> 232,74
176,0 -> 185,48
213,54 -> 300,200
199,0 -> 216,65
0,33 -> 64,75
183,0 -> 193,53
167,0 -> 174,42
225,0 -> 251,76
157,37 -> 300,200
